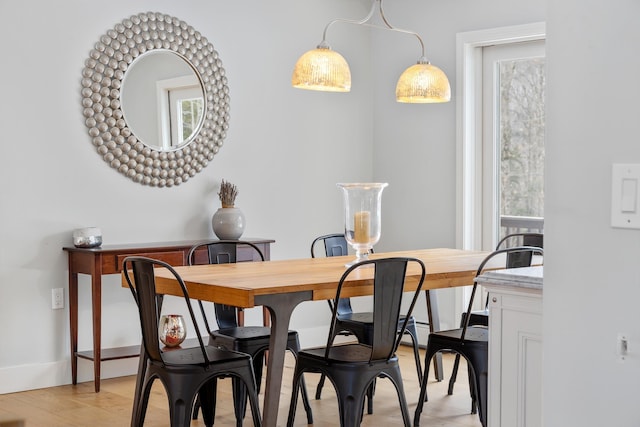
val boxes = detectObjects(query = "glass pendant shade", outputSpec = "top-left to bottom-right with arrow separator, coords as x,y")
292,46 -> 351,92
396,62 -> 451,103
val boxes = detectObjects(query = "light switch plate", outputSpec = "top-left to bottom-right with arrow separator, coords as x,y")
612,164 -> 640,229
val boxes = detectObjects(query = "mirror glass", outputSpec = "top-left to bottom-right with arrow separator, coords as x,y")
120,50 -> 204,150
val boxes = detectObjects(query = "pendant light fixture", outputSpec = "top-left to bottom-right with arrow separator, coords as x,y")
291,0 -> 450,103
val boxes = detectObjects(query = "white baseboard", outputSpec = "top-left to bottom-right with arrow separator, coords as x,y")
0,358 -> 139,394
0,326 -> 332,395
0,360 -> 69,394
0,322 -> 432,395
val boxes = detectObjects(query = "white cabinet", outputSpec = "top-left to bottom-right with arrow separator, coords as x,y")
476,266 -> 543,427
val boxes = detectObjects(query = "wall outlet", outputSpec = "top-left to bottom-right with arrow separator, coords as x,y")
617,333 -> 629,362
52,288 -> 64,309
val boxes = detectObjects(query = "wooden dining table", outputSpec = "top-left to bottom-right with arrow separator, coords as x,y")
125,247 -> 494,427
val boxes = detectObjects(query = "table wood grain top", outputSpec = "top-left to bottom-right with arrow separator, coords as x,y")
124,248 -> 495,308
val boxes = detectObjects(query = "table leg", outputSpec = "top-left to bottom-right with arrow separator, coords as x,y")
256,291 -> 312,427
69,271 -> 79,385
426,290 -> 444,381
91,272 -> 102,392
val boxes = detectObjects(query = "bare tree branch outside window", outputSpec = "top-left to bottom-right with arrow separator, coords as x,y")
499,57 -> 545,219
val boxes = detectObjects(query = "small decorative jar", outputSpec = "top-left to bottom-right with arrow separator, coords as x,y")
72,227 -> 103,248
158,314 -> 186,348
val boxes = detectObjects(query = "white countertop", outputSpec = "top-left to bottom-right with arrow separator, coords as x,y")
475,265 -> 543,290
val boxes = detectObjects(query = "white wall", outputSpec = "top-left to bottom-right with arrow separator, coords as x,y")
543,0 -> 640,425
0,0 -> 373,392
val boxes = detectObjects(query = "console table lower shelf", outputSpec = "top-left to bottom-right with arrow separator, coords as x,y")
76,338 -> 202,362
76,346 -> 140,362
63,238 -> 274,392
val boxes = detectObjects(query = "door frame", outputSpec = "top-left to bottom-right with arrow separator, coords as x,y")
455,22 -> 546,251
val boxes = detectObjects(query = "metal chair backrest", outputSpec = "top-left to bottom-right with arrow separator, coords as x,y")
187,240 -> 265,330
123,256 -> 209,364
311,234 -> 354,315
311,233 -> 379,316
496,232 -> 543,268
325,257 -> 426,362
310,233 -> 349,258
461,246 -> 544,340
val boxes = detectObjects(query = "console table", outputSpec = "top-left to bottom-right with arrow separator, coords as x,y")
63,238 -> 274,392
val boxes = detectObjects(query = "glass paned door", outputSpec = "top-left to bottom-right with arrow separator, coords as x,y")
482,41 -> 545,247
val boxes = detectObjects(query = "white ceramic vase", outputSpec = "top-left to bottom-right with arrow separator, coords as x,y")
212,207 -> 246,240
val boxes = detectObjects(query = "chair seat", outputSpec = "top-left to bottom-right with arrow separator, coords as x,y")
338,312 -> 374,323
209,327 -> 302,356
465,309 -> 489,327
212,326 -> 297,341
300,343 -> 389,364
336,313 -> 417,349
161,345 -> 251,366
431,326 -> 488,343
338,312 -> 413,325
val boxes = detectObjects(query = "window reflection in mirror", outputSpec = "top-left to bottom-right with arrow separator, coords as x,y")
120,50 -> 205,151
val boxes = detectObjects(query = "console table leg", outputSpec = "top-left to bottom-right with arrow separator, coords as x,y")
91,272 -> 102,392
69,271 -> 79,385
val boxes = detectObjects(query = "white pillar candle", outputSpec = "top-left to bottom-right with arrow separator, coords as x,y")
354,211 -> 370,243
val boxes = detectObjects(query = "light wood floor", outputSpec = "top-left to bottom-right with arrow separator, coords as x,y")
0,347 -> 482,426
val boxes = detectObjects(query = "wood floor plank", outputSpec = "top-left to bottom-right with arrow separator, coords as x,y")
0,347 -> 482,426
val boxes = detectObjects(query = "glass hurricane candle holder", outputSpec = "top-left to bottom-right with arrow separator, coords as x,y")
337,183 -> 388,266
158,314 -> 186,348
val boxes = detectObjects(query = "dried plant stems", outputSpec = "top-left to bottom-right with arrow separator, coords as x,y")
218,179 -> 239,208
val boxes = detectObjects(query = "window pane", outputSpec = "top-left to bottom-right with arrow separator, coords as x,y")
499,57 -> 545,228
178,97 -> 204,143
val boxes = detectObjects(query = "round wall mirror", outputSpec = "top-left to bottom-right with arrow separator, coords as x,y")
81,12 -> 230,187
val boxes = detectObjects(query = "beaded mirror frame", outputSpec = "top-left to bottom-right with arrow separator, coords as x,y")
80,12 -> 230,187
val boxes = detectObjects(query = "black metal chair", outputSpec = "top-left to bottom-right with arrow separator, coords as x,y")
287,257 -> 427,427
464,233 -> 544,330
414,246 -> 544,427
188,240 -> 313,426
447,232 -> 544,404
122,256 -> 261,427
311,233 -> 424,415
